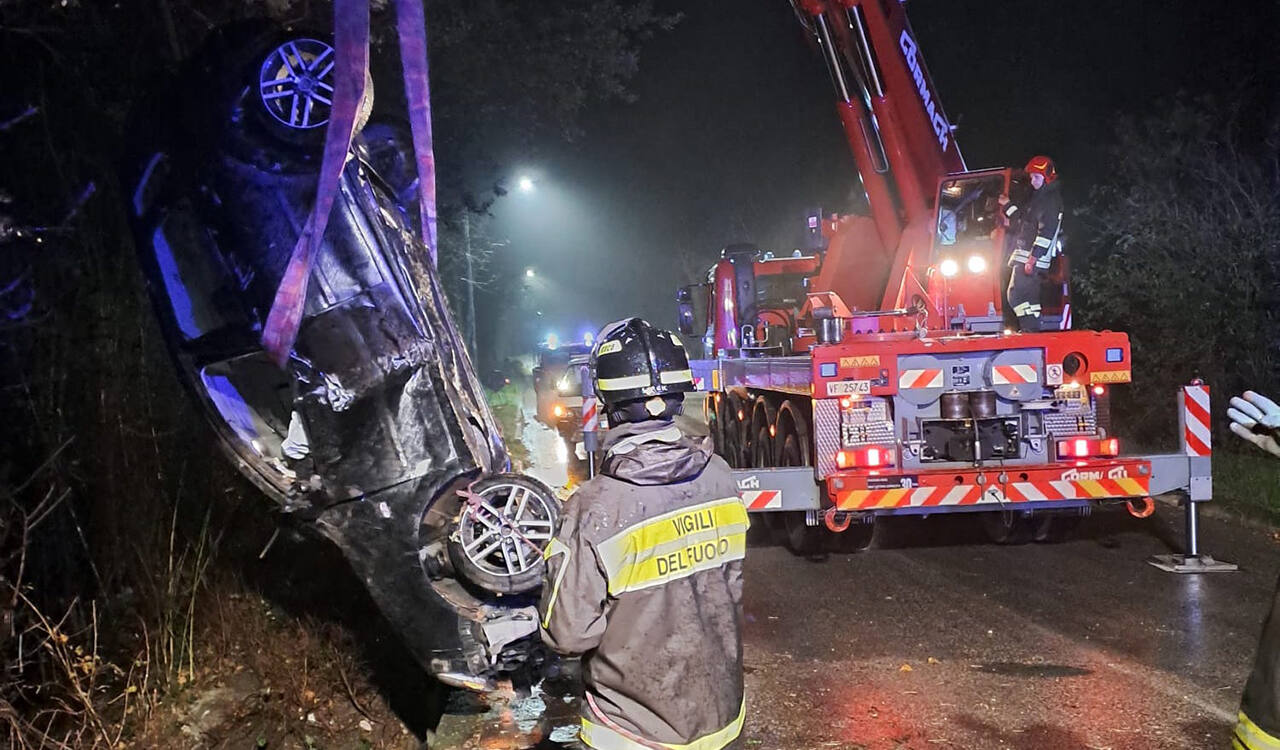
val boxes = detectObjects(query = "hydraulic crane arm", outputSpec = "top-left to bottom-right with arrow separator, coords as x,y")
800,0 -> 964,225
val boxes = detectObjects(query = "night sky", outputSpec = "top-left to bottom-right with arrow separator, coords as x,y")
485,0 -> 1277,352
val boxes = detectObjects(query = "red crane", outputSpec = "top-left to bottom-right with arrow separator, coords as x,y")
679,0 -> 1209,552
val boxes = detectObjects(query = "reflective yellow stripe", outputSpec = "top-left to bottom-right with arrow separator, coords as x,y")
540,538 -> 572,629
1237,711 -> 1280,749
1115,478 -> 1146,496
599,373 -> 652,391
580,698 -> 746,750
596,498 -> 749,595
659,369 -> 693,385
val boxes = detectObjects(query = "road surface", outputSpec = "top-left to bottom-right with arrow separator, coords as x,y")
437,391 -> 1278,749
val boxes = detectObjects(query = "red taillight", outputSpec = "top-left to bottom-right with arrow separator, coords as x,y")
836,446 -> 893,469
1093,385 -> 1106,396
839,396 -> 853,409
1057,437 -> 1120,459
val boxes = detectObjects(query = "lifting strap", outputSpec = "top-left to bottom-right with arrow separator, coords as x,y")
261,0 -> 440,367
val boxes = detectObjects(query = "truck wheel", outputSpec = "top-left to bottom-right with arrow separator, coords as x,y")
448,474 -> 560,595
722,395 -> 745,468
776,430 -> 824,555
981,512 -> 1035,545
752,426 -> 774,467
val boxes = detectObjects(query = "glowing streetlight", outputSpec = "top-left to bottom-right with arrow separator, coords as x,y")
517,175 -> 535,193
525,267 -> 536,278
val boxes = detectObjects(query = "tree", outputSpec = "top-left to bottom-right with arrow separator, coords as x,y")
1075,95 -> 1280,444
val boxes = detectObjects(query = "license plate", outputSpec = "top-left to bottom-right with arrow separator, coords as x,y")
827,380 -> 871,396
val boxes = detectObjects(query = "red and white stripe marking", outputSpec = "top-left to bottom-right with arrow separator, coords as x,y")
742,490 -> 781,510
1059,303 -> 1072,330
582,397 -> 599,433
835,476 -> 1150,510
992,364 -> 1038,385
898,368 -> 943,389
1183,384 -> 1211,456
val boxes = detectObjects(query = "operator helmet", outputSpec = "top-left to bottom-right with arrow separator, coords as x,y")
1024,155 -> 1058,184
591,318 -> 693,425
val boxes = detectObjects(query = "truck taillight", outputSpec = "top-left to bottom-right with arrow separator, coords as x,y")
1057,437 -> 1119,459
836,446 -> 895,469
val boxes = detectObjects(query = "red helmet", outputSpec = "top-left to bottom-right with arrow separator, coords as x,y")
1024,155 -> 1057,183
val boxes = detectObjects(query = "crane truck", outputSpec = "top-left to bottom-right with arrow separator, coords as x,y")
676,0 -> 1213,553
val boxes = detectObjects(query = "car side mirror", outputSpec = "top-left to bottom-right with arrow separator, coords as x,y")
677,301 -> 695,335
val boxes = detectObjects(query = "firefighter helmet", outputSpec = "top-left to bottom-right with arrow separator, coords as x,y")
1024,155 -> 1058,183
591,318 -> 693,424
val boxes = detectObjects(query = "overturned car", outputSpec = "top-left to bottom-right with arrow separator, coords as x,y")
122,24 -> 557,686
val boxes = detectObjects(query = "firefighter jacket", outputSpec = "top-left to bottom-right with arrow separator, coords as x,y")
1004,179 -> 1063,274
1236,583 -> 1280,749
539,419 -> 747,750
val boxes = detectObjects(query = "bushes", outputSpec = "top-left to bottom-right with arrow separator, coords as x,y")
1076,96 -> 1280,448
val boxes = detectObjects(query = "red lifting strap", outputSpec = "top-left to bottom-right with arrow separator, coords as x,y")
261,0 -> 441,367
395,0 -> 439,264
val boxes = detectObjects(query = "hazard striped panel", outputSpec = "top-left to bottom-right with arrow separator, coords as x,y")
1183,384 -> 1211,456
898,368 -> 943,389
741,490 -> 781,510
834,477 -> 1150,510
992,364 -> 1038,385
582,397 -> 599,433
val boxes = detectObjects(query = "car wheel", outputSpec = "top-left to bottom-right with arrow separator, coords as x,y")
448,474 -> 560,595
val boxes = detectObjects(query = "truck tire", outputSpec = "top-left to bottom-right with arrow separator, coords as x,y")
777,428 -> 824,555
448,474 -> 560,595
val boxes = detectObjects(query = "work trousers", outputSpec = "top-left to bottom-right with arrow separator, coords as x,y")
1237,578 -> 1280,748
1006,269 -> 1042,332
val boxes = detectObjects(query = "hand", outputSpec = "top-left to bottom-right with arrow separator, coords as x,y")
1023,257 -> 1035,276
1228,390 -> 1280,457
997,194 -> 1010,207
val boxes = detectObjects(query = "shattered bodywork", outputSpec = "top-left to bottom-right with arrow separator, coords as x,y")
122,23 -> 553,684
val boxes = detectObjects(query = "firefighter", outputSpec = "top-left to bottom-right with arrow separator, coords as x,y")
1000,155 -> 1063,332
539,317 -> 747,750
1228,390 -> 1280,749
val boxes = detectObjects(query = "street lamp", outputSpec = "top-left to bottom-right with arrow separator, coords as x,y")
525,267 -> 536,279
517,175 -> 535,193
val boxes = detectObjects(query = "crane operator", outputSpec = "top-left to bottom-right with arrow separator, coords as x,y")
1000,155 -> 1063,332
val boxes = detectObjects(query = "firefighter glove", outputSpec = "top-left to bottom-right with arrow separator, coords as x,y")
1228,390 -> 1280,458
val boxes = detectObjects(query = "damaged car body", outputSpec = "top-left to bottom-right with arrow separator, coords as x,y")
122,23 -> 556,687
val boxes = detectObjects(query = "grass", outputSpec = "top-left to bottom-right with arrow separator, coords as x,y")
1209,449 -> 1280,525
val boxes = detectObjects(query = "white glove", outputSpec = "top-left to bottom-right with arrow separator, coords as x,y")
1228,390 -> 1280,458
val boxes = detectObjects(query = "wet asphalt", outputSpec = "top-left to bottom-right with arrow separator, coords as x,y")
439,392 -> 1279,749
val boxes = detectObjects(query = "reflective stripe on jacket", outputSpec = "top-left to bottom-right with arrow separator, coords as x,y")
540,420 -> 746,750
1006,180 -> 1063,271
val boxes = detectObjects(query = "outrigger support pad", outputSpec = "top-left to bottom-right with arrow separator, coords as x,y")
1148,383 -> 1236,574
